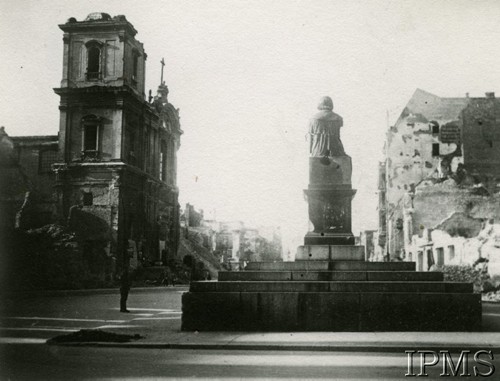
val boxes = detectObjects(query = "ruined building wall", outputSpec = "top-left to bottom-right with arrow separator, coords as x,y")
461,96 -> 500,179
385,89 -> 466,212
405,179 -> 500,276
3,134 -> 59,229
382,89 -> 474,260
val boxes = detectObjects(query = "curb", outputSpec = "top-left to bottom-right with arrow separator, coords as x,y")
47,341 -> 500,352
2,286 -> 188,298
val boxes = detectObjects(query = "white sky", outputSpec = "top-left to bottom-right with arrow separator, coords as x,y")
2,0 -> 500,254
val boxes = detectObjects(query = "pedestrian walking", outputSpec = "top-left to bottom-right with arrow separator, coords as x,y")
120,269 -> 131,313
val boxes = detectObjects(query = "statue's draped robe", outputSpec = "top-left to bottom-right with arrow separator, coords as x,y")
308,110 -> 345,157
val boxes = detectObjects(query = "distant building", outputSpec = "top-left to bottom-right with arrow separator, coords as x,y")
181,204 -> 282,266
1,13 -> 183,278
379,89 -> 500,277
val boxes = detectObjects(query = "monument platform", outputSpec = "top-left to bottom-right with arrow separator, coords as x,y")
181,97 -> 481,332
181,256 -> 481,332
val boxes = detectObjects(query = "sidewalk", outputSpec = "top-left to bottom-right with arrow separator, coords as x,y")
3,285 -> 186,298
51,329 -> 500,352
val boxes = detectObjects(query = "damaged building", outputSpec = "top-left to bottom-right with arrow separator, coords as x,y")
377,89 -> 500,279
0,129 -> 59,231
1,13 -> 183,279
180,204 -> 283,271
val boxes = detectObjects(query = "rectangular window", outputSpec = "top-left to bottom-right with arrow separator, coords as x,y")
436,247 -> 444,266
39,149 -> 58,173
84,124 -> 98,151
432,143 -> 440,156
427,249 -> 435,270
448,245 -> 455,261
82,192 -> 93,206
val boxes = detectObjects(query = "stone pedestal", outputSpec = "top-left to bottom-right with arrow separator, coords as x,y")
180,101 -> 481,332
304,156 -> 356,246
181,259 -> 482,331
296,245 -> 364,261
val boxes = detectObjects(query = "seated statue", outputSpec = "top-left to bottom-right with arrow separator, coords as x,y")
308,96 -> 345,157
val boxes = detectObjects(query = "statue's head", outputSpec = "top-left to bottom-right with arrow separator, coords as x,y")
317,96 -> 333,111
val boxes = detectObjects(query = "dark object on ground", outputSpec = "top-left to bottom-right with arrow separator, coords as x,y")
47,329 -> 143,344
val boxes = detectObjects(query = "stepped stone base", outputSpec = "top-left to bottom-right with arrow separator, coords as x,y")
304,232 -> 355,246
182,258 -> 482,332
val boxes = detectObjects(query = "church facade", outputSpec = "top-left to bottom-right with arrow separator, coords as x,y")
2,13 -> 182,276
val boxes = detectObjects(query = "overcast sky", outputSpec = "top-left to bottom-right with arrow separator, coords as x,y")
2,0 -> 500,254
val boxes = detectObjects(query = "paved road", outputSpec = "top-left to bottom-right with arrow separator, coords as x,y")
4,345 -> 497,380
0,289 -> 499,379
0,287 -> 186,342
2,289 -> 499,341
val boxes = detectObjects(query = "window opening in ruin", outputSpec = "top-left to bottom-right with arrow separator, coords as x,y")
39,149 -> 58,173
448,245 -> 455,261
436,247 -> 444,266
83,192 -> 93,206
87,45 -> 101,80
430,121 -> 439,134
432,143 -> 440,156
427,249 -> 435,270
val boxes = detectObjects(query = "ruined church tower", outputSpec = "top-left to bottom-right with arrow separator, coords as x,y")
53,13 -> 182,275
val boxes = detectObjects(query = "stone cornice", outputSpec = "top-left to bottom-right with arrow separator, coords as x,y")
59,20 -> 137,37
54,85 -> 158,119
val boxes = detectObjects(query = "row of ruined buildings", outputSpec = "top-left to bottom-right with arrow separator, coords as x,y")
0,13 -> 183,280
181,203 -> 283,268
362,89 -> 500,281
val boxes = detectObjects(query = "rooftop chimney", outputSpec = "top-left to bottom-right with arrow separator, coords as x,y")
485,92 -> 495,99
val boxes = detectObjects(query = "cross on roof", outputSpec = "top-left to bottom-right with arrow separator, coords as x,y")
160,58 -> 165,85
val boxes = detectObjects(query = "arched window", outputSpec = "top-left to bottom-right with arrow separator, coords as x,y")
86,41 -> 103,80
